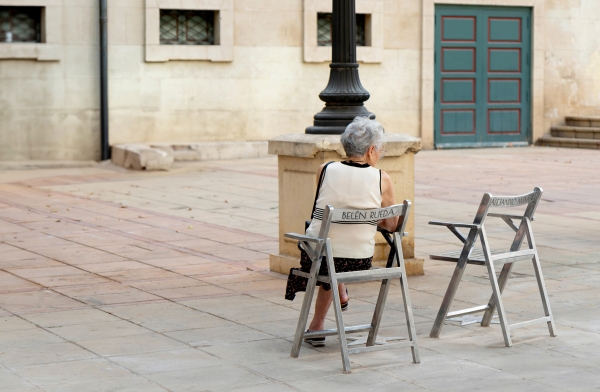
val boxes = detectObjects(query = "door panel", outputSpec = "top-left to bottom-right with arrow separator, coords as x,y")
434,5 -> 531,148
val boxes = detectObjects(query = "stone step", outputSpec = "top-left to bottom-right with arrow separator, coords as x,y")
565,116 -> 600,127
551,125 -> 600,139
538,135 -> 600,149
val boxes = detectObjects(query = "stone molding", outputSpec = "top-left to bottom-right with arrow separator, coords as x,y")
0,0 -> 62,61
420,0 -> 545,149
268,133 -> 421,158
303,0 -> 384,63
145,0 -> 233,63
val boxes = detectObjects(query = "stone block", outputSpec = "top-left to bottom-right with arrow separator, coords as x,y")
111,144 -> 174,171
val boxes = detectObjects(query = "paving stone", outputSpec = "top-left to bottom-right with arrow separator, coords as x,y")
39,376 -> 166,392
108,348 -> 224,374
144,364 -> 270,391
164,324 -> 274,346
246,354 -> 355,382
181,292 -> 273,312
201,338 -> 322,366
146,284 -> 235,300
0,316 -> 38,332
77,333 -> 188,357
0,149 -> 597,389
12,358 -> 135,386
288,367 -> 424,391
229,382 -> 299,391
0,341 -> 98,367
0,327 -> 66,349
47,320 -> 150,341
202,303 -> 302,324
21,308 -> 121,327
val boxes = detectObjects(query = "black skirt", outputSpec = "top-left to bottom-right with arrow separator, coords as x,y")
285,245 -> 372,301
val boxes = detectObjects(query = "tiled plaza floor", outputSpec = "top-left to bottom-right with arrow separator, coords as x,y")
0,146 -> 599,391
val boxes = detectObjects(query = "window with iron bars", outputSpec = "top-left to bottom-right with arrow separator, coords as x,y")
160,9 -> 216,45
317,13 -> 367,47
0,6 -> 42,43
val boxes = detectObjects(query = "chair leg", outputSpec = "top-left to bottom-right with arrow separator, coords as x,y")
367,279 -> 391,346
430,259 -> 469,338
400,270 -> 421,363
531,254 -> 557,337
290,248 -> 322,358
481,262 -> 514,327
325,239 -> 351,373
394,232 -> 420,363
525,220 -> 557,337
485,259 -> 512,347
479,228 -> 512,347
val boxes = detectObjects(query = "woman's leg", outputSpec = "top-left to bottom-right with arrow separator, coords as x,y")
308,283 -> 348,331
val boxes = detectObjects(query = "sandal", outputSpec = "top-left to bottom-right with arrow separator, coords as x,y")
304,330 -> 325,347
341,287 -> 349,312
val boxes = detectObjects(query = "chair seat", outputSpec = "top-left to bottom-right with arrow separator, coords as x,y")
431,248 -> 534,265
292,267 -> 404,284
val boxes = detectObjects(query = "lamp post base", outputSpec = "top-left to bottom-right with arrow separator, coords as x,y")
306,105 -> 375,135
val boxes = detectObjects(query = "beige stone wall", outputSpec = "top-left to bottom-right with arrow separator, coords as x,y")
108,0 -> 423,147
0,0 -> 598,160
543,0 -> 600,130
0,0 -> 100,160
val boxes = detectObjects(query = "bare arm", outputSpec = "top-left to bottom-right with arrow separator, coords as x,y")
378,170 -> 399,231
315,163 -> 326,186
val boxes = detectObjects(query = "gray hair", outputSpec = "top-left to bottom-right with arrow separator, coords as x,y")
340,116 -> 385,158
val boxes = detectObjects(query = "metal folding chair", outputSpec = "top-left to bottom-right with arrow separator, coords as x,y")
429,187 -> 557,347
285,201 -> 420,373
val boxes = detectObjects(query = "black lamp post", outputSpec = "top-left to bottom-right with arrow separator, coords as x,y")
306,0 -> 374,134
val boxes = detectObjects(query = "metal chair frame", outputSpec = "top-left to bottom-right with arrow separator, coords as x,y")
285,201 -> 420,373
429,187 -> 557,347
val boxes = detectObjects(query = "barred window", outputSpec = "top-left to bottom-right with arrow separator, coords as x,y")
317,13 -> 368,47
160,9 -> 215,45
0,6 -> 42,43
317,13 -> 332,46
356,14 -> 366,47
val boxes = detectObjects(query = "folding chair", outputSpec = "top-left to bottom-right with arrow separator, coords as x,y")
428,187 -> 557,347
285,201 -> 420,373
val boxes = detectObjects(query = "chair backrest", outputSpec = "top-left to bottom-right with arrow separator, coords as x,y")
471,187 -> 543,253
473,187 -> 543,226
317,201 -> 411,241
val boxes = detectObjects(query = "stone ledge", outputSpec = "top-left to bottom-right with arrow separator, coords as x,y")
152,141 -> 268,162
565,116 -> 600,127
0,44 -> 62,61
111,141 -> 269,171
537,136 -> 600,149
0,160 -> 96,170
268,133 -> 421,158
551,126 -> 600,139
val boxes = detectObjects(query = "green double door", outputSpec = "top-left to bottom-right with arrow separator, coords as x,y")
434,5 -> 532,148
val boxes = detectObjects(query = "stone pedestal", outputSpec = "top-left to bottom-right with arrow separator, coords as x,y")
268,133 -> 424,276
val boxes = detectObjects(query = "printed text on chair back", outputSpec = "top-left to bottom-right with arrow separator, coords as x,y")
329,204 -> 408,225
480,187 -> 542,223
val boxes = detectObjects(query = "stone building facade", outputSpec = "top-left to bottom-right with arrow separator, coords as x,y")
0,0 -> 598,160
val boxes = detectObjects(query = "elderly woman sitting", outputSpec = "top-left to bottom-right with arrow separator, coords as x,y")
285,116 -> 399,347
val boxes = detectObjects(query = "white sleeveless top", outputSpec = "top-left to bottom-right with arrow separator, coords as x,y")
306,161 -> 382,258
